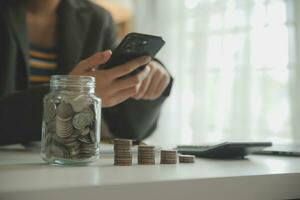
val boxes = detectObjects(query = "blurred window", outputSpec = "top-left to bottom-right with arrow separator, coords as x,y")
133,0 -> 297,145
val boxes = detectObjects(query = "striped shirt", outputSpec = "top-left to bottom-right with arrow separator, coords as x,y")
29,44 -> 58,84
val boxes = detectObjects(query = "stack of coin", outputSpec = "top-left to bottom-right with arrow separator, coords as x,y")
45,136 -> 70,159
138,145 -> 155,165
56,102 -> 74,138
80,143 -> 98,159
44,101 -> 56,122
160,150 -> 178,164
56,117 -> 73,138
114,139 -> 133,166
179,154 -> 195,163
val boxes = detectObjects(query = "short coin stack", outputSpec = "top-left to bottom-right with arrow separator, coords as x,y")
138,145 -> 156,165
160,150 -> 177,164
114,139 -> 133,166
179,154 -> 195,163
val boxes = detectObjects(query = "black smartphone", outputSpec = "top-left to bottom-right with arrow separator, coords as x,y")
102,32 -> 165,77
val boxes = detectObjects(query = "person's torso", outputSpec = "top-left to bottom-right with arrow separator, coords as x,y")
29,44 -> 58,85
0,0 -> 116,95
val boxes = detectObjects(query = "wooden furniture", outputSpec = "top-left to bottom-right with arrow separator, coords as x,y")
91,0 -> 133,38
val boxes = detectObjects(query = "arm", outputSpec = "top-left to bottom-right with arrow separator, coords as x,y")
0,86 -> 49,145
103,96 -> 168,141
99,11 -> 173,141
0,4 -> 48,145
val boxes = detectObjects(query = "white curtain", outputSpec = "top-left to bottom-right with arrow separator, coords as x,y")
132,0 -> 300,146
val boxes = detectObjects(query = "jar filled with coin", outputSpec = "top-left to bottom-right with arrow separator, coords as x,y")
41,75 -> 101,165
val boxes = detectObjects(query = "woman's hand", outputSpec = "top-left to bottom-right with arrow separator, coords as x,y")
70,50 -> 151,107
132,60 -> 171,100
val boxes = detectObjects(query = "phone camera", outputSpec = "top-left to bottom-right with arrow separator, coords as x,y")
124,39 -> 145,54
142,40 -> 148,45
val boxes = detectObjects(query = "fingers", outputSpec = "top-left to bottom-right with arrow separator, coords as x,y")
111,66 -> 151,92
151,76 -> 170,99
99,66 -> 151,107
133,66 -> 154,99
77,50 -> 112,72
107,56 -> 151,80
142,70 -> 163,99
103,86 -> 139,107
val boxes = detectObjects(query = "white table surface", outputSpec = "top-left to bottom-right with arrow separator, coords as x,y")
0,146 -> 300,200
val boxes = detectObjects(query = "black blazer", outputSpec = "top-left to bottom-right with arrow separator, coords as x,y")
0,0 -> 172,145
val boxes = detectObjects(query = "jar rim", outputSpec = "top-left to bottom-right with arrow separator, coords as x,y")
50,75 -> 95,87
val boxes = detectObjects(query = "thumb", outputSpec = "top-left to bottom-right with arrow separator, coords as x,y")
75,50 -> 112,72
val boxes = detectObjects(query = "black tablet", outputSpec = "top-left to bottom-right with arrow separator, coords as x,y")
177,142 -> 272,159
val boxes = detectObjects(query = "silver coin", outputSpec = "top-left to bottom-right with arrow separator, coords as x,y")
44,101 -> 56,122
72,108 -> 94,130
89,130 -> 96,143
56,118 -> 73,138
80,143 -> 97,156
50,142 -> 70,159
65,141 -> 80,151
80,127 -> 90,136
78,135 -> 92,144
73,129 -> 81,136
80,142 -> 97,149
71,95 -> 93,112
56,115 -> 72,122
69,147 -> 80,158
56,102 -> 74,119
46,120 -> 56,134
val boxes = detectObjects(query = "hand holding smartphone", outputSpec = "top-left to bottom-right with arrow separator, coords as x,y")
102,32 -> 165,77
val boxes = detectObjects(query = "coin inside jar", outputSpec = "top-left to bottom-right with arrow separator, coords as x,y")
80,127 -> 90,136
44,101 -> 56,122
71,95 -> 92,112
72,107 -> 94,130
56,117 -> 73,138
56,102 -> 74,119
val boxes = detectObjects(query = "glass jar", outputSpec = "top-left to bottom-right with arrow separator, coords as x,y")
41,75 -> 101,165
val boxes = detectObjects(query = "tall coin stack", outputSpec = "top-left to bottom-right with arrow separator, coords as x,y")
114,139 -> 133,166
160,150 -> 178,164
138,145 -> 155,165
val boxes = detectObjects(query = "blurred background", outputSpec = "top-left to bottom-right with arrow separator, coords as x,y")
92,0 -> 300,146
